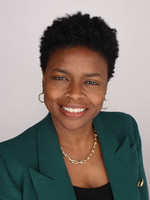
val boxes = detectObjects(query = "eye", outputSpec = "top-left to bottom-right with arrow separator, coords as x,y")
84,80 -> 99,85
53,76 -> 69,81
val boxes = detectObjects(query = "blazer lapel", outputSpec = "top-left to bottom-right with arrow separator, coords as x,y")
26,112 -> 138,200
28,113 -> 76,200
93,113 -> 138,200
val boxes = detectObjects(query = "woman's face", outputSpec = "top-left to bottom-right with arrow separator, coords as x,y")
42,46 -> 108,131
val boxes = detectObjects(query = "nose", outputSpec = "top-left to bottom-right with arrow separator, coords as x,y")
65,81 -> 85,100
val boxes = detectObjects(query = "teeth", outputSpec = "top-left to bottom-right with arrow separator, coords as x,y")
62,107 -> 86,113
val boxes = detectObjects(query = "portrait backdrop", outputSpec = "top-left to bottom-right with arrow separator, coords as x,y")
0,0 -> 149,193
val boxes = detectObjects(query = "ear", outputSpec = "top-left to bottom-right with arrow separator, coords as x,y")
42,70 -> 45,92
105,83 -> 108,95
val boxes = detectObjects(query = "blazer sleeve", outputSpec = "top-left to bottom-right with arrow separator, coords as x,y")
130,116 -> 149,199
0,155 -> 22,200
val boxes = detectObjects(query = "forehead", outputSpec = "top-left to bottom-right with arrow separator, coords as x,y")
46,46 -> 108,75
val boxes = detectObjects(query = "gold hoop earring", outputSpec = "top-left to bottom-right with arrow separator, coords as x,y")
38,92 -> 44,103
102,99 -> 109,110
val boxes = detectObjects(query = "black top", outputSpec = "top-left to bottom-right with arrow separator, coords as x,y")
73,182 -> 114,200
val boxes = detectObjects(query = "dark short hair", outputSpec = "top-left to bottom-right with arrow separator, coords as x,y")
40,11 -> 119,80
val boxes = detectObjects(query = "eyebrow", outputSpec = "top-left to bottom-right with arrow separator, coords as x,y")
51,68 -> 103,78
85,73 -> 102,78
51,68 -> 70,75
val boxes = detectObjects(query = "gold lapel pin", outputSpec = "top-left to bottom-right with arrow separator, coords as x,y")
137,178 -> 144,187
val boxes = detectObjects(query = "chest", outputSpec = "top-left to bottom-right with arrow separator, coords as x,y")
63,142 -> 109,188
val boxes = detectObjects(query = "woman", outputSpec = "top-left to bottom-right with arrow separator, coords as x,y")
0,12 -> 149,200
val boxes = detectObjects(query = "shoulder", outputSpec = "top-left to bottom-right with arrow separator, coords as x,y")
99,110 -> 133,119
0,123 -> 37,154
95,111 -> 139,142
0,114 -> 49,159
0,114 -> 50,189
97,111 -> 136,127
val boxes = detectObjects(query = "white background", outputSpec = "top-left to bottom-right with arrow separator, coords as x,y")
0,0 -> 150,193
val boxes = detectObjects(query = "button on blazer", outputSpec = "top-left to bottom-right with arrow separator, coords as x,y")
0,112 -> 149,200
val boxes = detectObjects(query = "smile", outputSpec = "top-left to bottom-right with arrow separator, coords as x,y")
62,106 -> 86,113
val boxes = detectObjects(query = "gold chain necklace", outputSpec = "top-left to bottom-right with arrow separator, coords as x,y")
60,129 -> 98,165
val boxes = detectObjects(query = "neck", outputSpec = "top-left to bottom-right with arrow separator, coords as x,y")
52,119 -> 94,149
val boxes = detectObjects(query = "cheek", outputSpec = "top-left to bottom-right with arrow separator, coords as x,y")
88,87 -> 106,104
88,94 -> 105,118
91,94 -> 105,108
43,84 -> 61,113
88,87 -> 107,115
44,83 -> 62,99
43,85 -> 60,107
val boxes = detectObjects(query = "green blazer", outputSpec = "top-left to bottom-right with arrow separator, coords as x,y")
0,112 -> 149,200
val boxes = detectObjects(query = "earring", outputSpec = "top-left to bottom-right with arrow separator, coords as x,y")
38,92 -> 44,103
102,99 -> 109,110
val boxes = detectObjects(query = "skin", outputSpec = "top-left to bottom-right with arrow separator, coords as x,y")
42,46 -> 109,187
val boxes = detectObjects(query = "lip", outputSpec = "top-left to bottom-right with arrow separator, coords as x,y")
59,104 -> 88,109
58,104 -> 89,118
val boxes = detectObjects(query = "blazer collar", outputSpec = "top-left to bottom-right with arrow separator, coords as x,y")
28,112 -> 137,200
93,113 -> 138,200
29,113 -> 76,200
